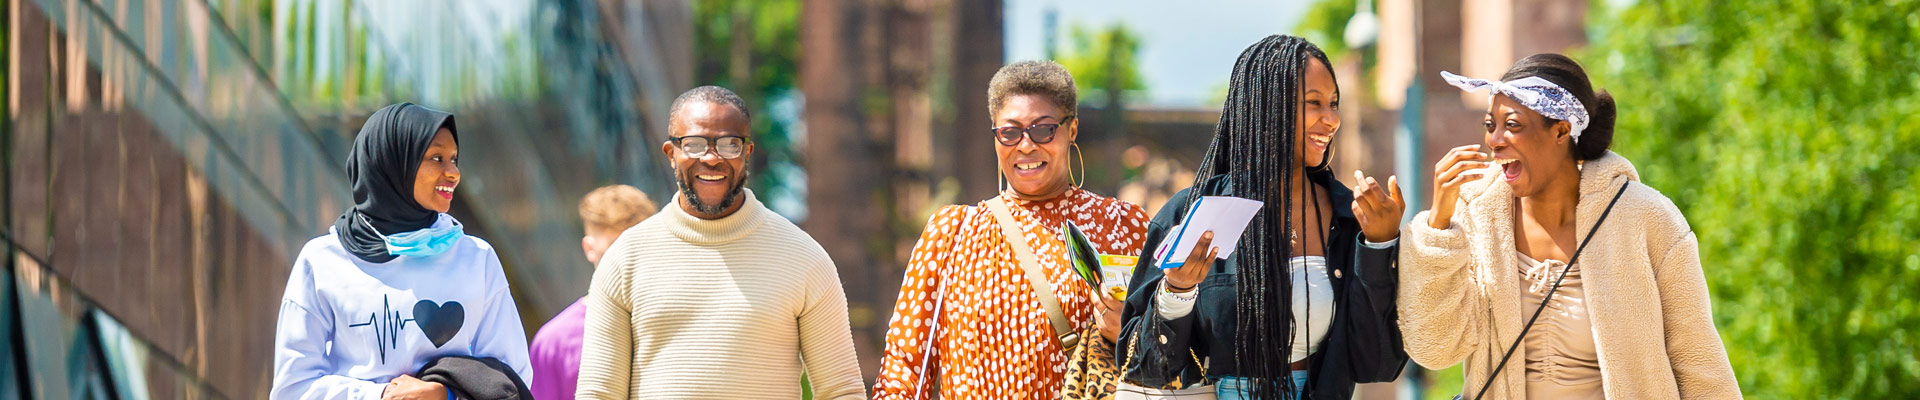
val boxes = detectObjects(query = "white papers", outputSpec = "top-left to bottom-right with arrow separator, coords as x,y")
1153,196 -> 1266,269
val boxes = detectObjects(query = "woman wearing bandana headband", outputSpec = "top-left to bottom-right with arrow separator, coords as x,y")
271,103 -> 533,400
1398,54 -> 1739,399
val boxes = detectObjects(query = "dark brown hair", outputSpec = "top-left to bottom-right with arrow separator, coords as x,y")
987,60 -> 1078,120
1500,53 -> 1616,161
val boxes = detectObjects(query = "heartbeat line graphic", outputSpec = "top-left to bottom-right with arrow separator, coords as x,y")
347,295 -> 414,364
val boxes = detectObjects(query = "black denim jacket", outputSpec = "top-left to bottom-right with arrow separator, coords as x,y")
1116,170 -> 1408,399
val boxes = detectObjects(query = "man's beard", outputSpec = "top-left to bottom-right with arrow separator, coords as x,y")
676,164 -> 748,216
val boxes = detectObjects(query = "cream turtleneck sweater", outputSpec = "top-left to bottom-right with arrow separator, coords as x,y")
576,189 -> 867,399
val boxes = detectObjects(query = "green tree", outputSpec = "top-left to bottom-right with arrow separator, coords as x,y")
691,0 -> 804,213
1294,0 -> 1358,60
1056,22 -> 1146,187
1057,22 -> 1147,98
1579,0 -> 1920,397
1273,0 -> 1366,107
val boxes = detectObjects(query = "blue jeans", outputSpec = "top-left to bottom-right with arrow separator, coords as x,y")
1215,371 -> 1310,399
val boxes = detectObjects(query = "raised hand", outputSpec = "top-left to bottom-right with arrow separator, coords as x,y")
1351,170 -> 1407,243
1429,144 -> 1490,229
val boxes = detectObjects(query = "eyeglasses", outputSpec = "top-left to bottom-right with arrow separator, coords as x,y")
989,116 -> 1073,146
668,135 -> 750,159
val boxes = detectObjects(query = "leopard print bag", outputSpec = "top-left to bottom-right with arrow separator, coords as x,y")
1061,325 -> 1121,400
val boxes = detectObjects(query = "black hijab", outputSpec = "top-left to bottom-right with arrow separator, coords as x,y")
334,102 -> 458,263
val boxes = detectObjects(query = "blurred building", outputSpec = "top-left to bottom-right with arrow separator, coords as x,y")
800,0 -> 1020,381
4,0 -> 690,398
1362,0 -> 1588,213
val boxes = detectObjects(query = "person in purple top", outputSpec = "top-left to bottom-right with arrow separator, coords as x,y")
529,185 -> 656,400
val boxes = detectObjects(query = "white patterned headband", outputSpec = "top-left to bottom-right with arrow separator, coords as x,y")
1441,70 -> 1590,143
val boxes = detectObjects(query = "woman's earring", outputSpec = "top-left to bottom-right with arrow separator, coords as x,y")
1072,143 -> 1087,187
1325,139 -> 1337,169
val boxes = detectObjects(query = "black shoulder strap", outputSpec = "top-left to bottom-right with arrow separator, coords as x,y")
1471,181 -> 1632,400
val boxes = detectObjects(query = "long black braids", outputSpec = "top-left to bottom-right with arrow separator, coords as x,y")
1186,34 -> 1337,400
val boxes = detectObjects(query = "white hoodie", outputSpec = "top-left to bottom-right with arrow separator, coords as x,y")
271,214 -> 531,400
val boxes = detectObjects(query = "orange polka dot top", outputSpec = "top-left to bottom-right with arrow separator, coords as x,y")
875,187 -> 1150,399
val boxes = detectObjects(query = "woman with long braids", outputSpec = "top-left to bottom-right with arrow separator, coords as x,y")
1115,35 -> 1408,399
1398,54 -> 1738,399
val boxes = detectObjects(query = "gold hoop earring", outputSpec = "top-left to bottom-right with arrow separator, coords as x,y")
1324,140 -> 1337,170
1072,143 -> 1087,188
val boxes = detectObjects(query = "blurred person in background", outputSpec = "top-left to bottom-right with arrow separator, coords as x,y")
1398,54 -> 1738,399
271,103 -> 532,400
874,60 -> 1150,399
529,185 -> 656,400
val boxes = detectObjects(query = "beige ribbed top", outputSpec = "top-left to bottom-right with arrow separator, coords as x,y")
1517,252 -> 1604,400
576,190 -> 868,399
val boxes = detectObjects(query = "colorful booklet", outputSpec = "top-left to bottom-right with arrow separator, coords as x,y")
1062,221 -> 1138,300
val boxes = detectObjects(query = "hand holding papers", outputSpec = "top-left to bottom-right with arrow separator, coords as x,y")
1154,196 -> 1266,269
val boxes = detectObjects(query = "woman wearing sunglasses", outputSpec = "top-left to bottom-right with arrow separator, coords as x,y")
874,60 -> 1151,399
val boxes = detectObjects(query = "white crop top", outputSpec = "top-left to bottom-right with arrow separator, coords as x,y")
1287,256 -> 1336,363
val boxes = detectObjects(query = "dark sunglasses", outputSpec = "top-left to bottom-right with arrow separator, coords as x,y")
990,116 -> 1074,146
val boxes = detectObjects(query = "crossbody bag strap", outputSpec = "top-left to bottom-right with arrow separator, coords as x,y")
1472,181 -> 1632,400
985,197 -> 1077,348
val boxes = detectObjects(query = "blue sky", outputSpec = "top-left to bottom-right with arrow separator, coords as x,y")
1006,0 -> 1321,108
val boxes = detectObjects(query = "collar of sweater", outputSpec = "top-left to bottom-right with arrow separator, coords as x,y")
659,188 -> 770,245
1575,151 -> 1639,197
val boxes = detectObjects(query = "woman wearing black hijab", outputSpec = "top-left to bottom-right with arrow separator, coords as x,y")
271,103 -> 532,400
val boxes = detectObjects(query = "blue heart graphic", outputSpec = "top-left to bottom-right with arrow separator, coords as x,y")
412,300 -> 464,348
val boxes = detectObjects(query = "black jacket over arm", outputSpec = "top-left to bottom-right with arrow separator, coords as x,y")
416,356 -> 532,400
1115,171 -> 1408,399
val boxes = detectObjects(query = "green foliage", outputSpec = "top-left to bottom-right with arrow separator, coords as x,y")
1294,0 -> 1358,60
1057,22 -> 1147,96
691,0 -> 804,206
1580,0 -> 1920,396
1279,0 -> 1367,106
1423,365 -> 1464,399
692,0 -> 801,91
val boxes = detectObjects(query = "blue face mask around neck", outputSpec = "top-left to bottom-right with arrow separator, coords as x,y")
359,213 -> 464,257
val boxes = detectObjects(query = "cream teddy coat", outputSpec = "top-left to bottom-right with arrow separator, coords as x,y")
1398,151 -> 1740,399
